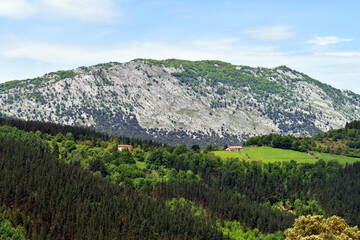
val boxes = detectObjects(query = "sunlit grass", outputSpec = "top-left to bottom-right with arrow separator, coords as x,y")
311,152 -> 360,164
214,147 -> 316,163
212,150 -> 248,161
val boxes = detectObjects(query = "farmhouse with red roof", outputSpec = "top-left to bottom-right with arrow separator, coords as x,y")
118,144 -> 133,151
226,146 -> 244,151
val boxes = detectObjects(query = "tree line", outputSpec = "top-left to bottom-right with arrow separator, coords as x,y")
0,116 -> 163,150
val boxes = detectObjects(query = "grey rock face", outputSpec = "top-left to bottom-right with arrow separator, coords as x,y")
0,59 -> 359,147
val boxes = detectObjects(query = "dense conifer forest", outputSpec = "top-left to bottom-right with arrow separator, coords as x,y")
0,126 -> 225,239
1,117 -> 360,239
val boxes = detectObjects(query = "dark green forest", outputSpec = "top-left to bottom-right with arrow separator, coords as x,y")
1,117 -> 360,239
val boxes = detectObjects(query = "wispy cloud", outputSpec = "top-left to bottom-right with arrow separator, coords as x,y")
316,51 -> 360,57
243,25 -> 296,41
0,37 -> 276,65
41,0 -> 115,22
0,0 -> 37,18
0,0 -> 116,22
307,36 -> 354,46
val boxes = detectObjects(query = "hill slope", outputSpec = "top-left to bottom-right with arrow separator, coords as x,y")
245,120 -> 360,158
1,59 -> 359,147
2,117 -> 360,238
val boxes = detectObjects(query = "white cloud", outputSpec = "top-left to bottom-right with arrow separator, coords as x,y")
0,0 -> 37,18
307,36 -> 354,46
0,0 -> 115,22
41,0 -> 115,21
243,25 -> 296,41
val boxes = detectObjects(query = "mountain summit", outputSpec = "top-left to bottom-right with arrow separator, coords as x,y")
0,59 -> 359,147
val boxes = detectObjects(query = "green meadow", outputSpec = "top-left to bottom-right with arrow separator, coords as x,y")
243,147 -> 316,163
212,150 -> 249,161
213,147 -> 360,164
311,152 -> 360,165
213,147 -> 316,163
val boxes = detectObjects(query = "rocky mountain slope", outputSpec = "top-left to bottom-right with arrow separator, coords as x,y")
0,59 -> 359,147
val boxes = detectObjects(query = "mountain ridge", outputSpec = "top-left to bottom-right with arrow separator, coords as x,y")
0,59 -> 359,147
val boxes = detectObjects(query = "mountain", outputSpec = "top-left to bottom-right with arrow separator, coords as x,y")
0,59 -> 359,147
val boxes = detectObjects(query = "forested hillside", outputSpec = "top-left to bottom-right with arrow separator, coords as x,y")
0,122 -> 226,239
1,118 -> 360,239
1,59 -> 360,147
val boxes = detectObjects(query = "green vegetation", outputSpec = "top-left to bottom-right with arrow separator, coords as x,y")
167,198 -> 285,240
0,128 -> 226,239
0,79 -> 30,93
0,219 -> 26,240
285,215 -> 360,239
94,62 -> 119,69
143,59 -> 291,100
245,120 -> 360,159
245,133 -> 311,152
48,69 -> 79,80
214,147 -> 316,163
312,152 -> 360,164
0,70 -> 79,94
212,150 -> 248,161
243,147 -> 315,163
1,117 -> 360,239
219,221 -> 285,240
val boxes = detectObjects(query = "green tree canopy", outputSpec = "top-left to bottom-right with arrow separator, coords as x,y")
0,219 -> 26,240
285,215 -> 360,239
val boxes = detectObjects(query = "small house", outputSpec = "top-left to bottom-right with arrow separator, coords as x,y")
226,146 -> 244,151
118,144 -> 133,151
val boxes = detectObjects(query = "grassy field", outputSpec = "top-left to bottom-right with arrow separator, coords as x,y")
213,147 -> 360,164
213,147 -> 316,163
311,152 -> 360,164
212,151 -> 249,161
243,147 -> 316,163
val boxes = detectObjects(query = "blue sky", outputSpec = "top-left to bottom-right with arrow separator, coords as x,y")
0,0 -> 360,93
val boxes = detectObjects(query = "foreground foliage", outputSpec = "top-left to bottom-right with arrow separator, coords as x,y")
285,215 -> 360,239
0,219 -> 26,240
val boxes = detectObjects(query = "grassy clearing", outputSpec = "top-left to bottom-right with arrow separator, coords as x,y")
214,147 -> 316,163
243,147 -> 316,163
311,152 -> 360,165
212,151 -> 249,161
214,147 -> 360,165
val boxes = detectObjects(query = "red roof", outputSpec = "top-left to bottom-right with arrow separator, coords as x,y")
118,145 -> 132,147
228,146 -> 243,149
